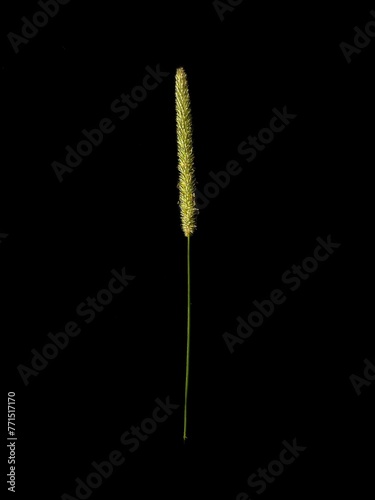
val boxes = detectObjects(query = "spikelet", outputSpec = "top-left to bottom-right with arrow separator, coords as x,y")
175,67 -> 198,237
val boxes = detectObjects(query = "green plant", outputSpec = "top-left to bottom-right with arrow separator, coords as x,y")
175,67 -> 198,441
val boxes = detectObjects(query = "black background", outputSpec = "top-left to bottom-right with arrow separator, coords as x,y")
2,1 -> 374,499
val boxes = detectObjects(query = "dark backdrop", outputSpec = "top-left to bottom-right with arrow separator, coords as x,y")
2,1 -> 373,500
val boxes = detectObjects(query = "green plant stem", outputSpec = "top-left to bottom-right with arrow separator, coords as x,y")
183,235 -> 191,441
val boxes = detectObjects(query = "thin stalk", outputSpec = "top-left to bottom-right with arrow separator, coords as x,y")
183,235 -> 191,441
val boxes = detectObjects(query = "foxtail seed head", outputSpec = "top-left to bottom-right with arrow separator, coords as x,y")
175,67 -> 198,237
